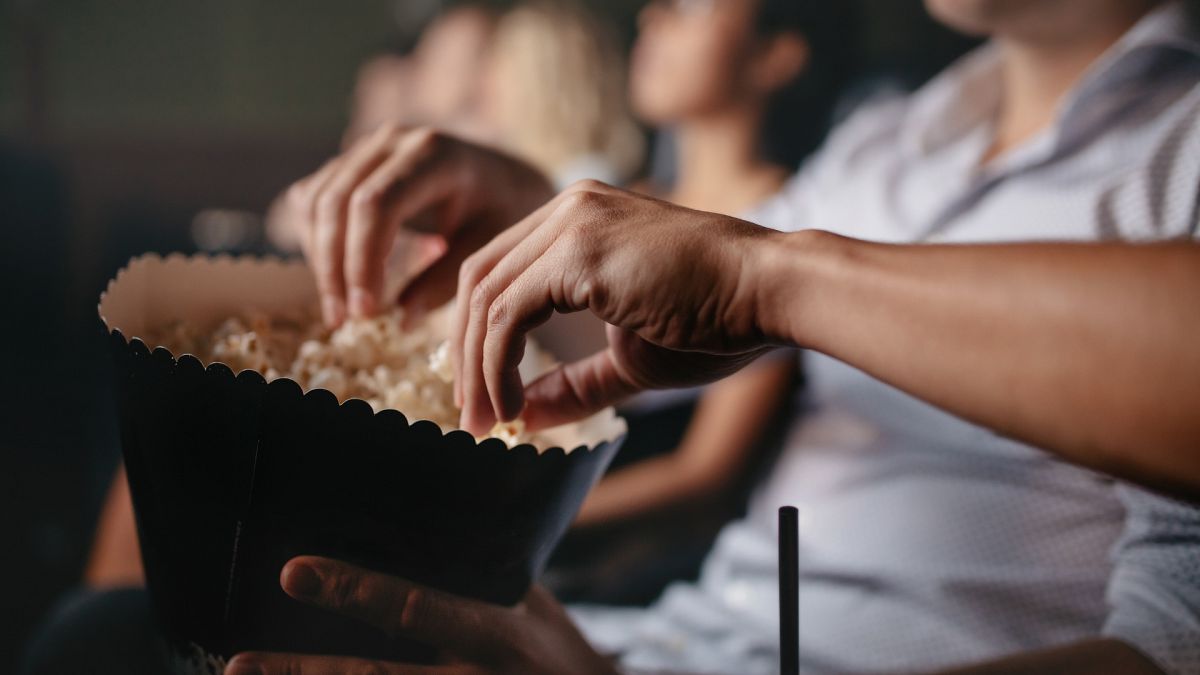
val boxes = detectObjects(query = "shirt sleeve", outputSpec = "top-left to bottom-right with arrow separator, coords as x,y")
1102,484 -> 1200,674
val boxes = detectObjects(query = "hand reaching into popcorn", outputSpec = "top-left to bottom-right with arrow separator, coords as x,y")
285,124 -> 553,327
289,132 -> 1200,499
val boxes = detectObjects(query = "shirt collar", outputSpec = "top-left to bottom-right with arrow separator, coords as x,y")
899,1 -> 1200,164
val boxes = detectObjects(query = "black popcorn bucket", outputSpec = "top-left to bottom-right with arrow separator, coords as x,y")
98,254 -> 626,673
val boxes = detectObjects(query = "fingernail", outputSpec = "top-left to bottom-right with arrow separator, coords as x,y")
282,562 -> 323,601
225,655 -> 265,675
348,287 -> 375,318
322,295 -> 345,327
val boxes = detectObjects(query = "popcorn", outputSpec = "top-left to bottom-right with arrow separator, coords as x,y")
146,305 -> 547,445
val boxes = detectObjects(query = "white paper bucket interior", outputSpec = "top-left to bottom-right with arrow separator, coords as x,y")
99,254 -> 626,450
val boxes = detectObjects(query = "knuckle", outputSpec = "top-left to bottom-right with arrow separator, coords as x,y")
557,220 -> 589,250
397,586 -> 429,634
459,254 -> 483,287
561,190 -> 594,212
349,184 -> 380,213
286,182 -> 310,208
326,571 -> 359,611
487,296 -> 508,326
567,178 -> 604,194
469,283 -> 493,314
407,125 -> 441,153
576,275 -> 597,302
315,191 -> 342,222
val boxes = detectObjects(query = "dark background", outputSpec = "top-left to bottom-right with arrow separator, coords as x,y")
0,1 -> 975,670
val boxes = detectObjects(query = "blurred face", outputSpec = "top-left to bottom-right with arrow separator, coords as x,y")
630,0 -> 764,124
344,55 -> 417,146
414,8 -> 495,122
924,0 -> 1159,38
477,39 -> 520,144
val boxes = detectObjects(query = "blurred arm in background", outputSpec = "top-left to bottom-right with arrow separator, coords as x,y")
574,356 -> 793,529
482,0 -> 855,535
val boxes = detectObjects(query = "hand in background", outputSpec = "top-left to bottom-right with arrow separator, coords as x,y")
284,125 -> 553,327
224,556 -> 616,675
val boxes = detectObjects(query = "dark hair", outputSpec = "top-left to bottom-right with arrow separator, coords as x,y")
756,0 -> 859,170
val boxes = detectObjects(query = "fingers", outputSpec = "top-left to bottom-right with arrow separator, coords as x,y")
225,652 -> 468,675
521,328 -> 768,430
288,126 -> 482,326
454,181 -> 621,432
278,556 -> 512,662
460,220 -> 579,433
287,157 -> 341,262
449,192 -> 572,409
308,127 -> 398,326
343,129 -> 449,318
475,244 -> 588,426
520,348 -> 642,431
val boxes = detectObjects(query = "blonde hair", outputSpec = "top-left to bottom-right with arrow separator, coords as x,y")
487,1 -> 644,184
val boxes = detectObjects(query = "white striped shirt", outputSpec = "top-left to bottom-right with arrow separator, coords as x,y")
572,4 -> 1200,673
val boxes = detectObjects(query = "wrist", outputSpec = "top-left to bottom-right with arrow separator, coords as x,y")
749,229 -> 856,349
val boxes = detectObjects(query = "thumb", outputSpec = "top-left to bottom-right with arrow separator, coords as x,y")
521,348 -> 642,431
522,326 -> 761,430
396,223 -> 498,327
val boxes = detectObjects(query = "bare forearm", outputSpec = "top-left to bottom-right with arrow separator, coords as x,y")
576,361 -> 794,528
929,638 -> 1164,675
758,231 -> 1200,500
575,455 -> 704,527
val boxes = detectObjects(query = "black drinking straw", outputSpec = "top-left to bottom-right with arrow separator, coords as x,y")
779,506 -> 800,675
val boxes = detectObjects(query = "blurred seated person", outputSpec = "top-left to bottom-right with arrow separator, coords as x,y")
516,0 -> 853,603
479,1 -> 645,188
405,0 -> 498,143
340,52 -> 419,148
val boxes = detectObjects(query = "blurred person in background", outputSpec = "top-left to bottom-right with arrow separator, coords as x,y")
341,52 -> 421,148
545,0 -> 857,603
480,0 -> 644,188
268,2 -> 498,255
406,1 -> 499,143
